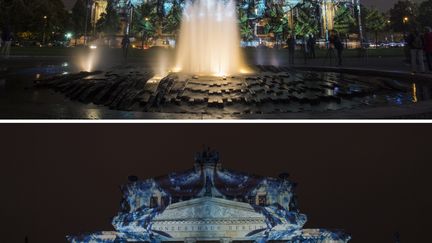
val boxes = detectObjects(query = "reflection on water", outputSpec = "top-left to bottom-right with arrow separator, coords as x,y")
2,61 -> 432,118
86,109 -> 101,119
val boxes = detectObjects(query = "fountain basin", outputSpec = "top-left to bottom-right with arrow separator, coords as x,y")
34,65 -> 423,116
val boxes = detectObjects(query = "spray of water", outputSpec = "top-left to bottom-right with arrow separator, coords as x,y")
174,0 -> 247,76
76,47 -> 100,72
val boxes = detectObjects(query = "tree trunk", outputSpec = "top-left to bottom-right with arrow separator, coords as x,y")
375,31 -> 378,49
141,31 -> 145,49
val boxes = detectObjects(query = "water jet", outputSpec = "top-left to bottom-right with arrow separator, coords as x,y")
174,0 -> 247,76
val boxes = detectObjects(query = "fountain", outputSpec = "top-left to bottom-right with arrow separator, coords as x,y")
32,0 -> 426,118
174,0 -> 246,76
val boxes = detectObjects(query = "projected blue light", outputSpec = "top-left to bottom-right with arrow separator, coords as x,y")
67,150 -> 351,243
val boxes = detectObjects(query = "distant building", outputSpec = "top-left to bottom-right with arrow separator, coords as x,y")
67,149 -> 351,243
90,0 -> 107,30
89,0 -> 140,35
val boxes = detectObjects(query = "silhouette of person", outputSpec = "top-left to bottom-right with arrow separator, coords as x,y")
307,35 -> 316,58
330,30 -> 344,66
423,26 -> 432,71
287,33 -> 296,65
407,29 -> 425,73
1,26 -> 12,59
121,34 -> 131,60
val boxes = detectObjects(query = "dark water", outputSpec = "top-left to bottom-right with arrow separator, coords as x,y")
0,57 -> 431,119
0,60 -> 145,119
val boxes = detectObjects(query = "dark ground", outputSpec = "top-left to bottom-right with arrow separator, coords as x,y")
1,47 -> 432,119
1,124 -> 431,243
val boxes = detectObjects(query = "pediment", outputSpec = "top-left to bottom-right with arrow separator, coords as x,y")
153,197 -> 265,222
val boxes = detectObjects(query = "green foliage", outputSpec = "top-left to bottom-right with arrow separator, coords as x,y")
0,0 -> 30,32
294,2 -> 319,37
238,7 -> 254,41
96,0 -> 120,35
418,0 -> 432,28
333,5 -> 356,36
71,0 -> 88,36
389,0 -> 417,33
365,8 -> 387,45
131,1 -> 159,47
0,0 -> 68,40
163,1 -> 183,35
264,4 -> 289,40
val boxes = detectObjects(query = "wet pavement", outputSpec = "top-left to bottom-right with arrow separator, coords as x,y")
1,50 -> 432,119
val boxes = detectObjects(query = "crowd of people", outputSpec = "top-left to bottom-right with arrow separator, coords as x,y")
286,30 -> 344,66
285,28 -> 432,74
2,23 -> 432,74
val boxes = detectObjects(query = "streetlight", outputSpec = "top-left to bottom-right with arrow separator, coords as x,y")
65,32 -> 73,46
403,16 -> 409,38
43,16 -> 48,45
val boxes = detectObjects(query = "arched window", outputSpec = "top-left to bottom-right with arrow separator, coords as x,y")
248,196 -> 256,205
150,196 -> 158,208
258,195 -> 267,206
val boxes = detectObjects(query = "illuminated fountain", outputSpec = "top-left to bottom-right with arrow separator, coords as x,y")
34,0 -> 421,117
174,0 -> 246,76
76,46 -> 101,73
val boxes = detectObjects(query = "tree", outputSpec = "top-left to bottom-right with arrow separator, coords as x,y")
418,0 -> 432,28
238,7 -> 254,41
0,0 -> 31,32
264,3 -> 289,43
333,5 -> 356,37
163,0 -> 183,38
132,1 -> 158,48
71,0 -> 89,40
389,0 -> 417,33
365,8 -> 387,47
96,0 -> 120,36
1,0 -> 67,42
294,2 -> 319,37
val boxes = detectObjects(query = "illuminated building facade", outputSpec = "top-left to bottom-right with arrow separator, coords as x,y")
67,149 -> 350,243
90,0 -> 108,30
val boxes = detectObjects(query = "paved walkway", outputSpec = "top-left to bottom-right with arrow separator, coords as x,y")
292,55 -> 431,75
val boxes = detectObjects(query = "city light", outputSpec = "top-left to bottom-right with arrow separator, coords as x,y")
65,33 -> 73,39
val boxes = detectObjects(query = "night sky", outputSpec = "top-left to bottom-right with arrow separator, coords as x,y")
1,124 -> 431,243
63,0 -> 425,11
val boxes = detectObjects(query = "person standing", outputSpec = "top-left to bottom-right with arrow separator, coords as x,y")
424,27 -> 432,72
330,31 -> 344,66
407,29 -> 425,73
121,34 -> 131,60
1,27 -> 12,59
307,35 -> 316,58
303,35 -> 309,64
287,33 -> 296,65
